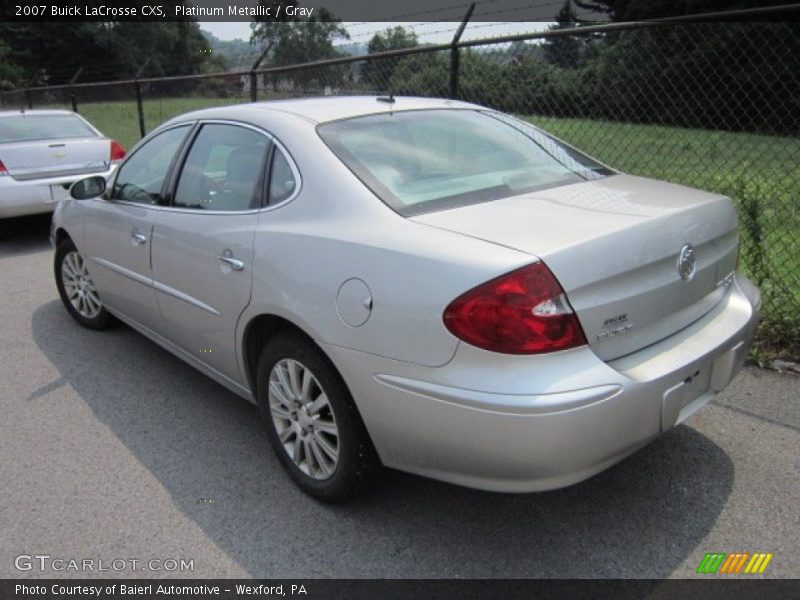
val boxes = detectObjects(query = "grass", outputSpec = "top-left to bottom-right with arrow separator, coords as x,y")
44,98 -> 800,357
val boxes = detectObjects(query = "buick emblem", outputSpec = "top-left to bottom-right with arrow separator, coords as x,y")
677,244 -> 696,281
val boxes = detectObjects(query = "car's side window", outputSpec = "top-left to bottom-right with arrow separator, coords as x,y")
110,125 -> 190,205
174,123 -> 270,211
268,148 -> 298,205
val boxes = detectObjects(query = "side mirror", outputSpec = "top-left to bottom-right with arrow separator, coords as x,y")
70,176 -> 106,200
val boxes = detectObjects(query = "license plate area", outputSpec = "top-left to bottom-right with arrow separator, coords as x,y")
48,183 -> 71,203
661,365 -> 712,430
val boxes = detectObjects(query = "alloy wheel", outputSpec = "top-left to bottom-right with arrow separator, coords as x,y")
60,251 -> 102,319
268,358 -> 340,480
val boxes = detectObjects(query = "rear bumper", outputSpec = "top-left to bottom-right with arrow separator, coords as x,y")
0,169 -> 114,219
322,273 -> 760,492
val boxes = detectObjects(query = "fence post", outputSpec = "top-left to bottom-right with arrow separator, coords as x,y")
24,89 -> 32,109
250,43 -> 273,103
134,57 -> 152,139
450,3 -> 475,100
68,67 -> 82,113
135,81 -> 146,139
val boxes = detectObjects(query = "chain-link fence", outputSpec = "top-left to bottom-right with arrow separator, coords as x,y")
2,19 -> 798,359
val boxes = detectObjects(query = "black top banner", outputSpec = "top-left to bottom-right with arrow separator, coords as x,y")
1,0 -> 798,22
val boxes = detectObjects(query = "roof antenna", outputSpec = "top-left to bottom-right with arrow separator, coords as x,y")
376,89 -> 395,104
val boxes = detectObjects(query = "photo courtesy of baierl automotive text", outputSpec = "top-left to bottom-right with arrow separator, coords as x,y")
0,0 -> 797,595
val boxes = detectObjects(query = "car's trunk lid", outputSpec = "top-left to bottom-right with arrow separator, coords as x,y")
411,174 -> 739,361
0,137 -> 111,180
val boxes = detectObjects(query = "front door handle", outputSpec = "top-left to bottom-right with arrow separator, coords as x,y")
131,228 -> 147,245
217,254 -> 244,271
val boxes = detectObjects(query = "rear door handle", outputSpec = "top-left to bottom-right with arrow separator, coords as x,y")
131,228 -> 147,245
217,254 -> 244,271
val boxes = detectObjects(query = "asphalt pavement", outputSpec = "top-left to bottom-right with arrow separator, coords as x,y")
1,214 -> 798,579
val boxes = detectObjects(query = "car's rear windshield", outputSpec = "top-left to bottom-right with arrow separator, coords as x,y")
0,114 -> 97,143
318,109 -> 613,216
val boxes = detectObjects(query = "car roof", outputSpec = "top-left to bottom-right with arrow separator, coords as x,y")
0,109 -> 77,118
171,96 -> 484,126
254,96 -> 481,123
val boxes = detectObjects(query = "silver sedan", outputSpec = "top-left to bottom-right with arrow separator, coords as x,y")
0,109 -> 124,219
52,97 -> 760,501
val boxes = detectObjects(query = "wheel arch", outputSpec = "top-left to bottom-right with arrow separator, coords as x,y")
242,313 -> 329,396
240,313 -> 377,446
54,227 -> 72,247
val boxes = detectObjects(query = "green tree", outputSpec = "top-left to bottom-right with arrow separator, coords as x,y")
0,12 -> 212,87
270,18 -> 349,67
389,52 -> 450,98
0,22 -> 116,84
202,31 -> 261,71
362,26 -> 418,90
250,0 -> 350,66
107,21 -> 210,79
250,0 -> 305,62
251,2 -> 349,89
543,0 -> 585,68
0,40 -> 24,90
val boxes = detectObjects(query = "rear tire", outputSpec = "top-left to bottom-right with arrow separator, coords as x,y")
256,331 -> 380,502
55,238 -> 112,330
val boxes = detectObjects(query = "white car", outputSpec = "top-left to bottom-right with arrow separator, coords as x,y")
0,109 -> 124,219
53,97 -> 760,501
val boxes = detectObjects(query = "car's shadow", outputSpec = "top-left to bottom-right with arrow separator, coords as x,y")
31,300 -> 734,578
0,213 -> 52,256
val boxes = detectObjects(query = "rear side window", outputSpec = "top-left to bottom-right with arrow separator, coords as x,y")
0,114 -> 96,143
174,124 -> 271,211
318,109 -> 612,215
111,125 -> 190,205
268,148 -> 297,205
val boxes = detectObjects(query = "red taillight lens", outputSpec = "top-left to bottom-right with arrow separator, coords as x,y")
110,140 -> 126,161
0,159 -> 7,176
443,262 -> 587,354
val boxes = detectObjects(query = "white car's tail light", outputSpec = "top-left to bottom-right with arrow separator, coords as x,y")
110,140 -> 126,162
0,159 -> 7,176
443,262 -> 587,354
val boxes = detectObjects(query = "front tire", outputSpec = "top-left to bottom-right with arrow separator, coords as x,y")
55,238 -> 112,330
256,331 -> 379,502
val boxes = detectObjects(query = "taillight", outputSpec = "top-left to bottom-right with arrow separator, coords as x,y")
110,140 -> 126,161
443,262 -> 587,354
0,159 -> 7,176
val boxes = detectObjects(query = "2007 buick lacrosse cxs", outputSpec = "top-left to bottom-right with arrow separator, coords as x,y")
52,97 -> 760,501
